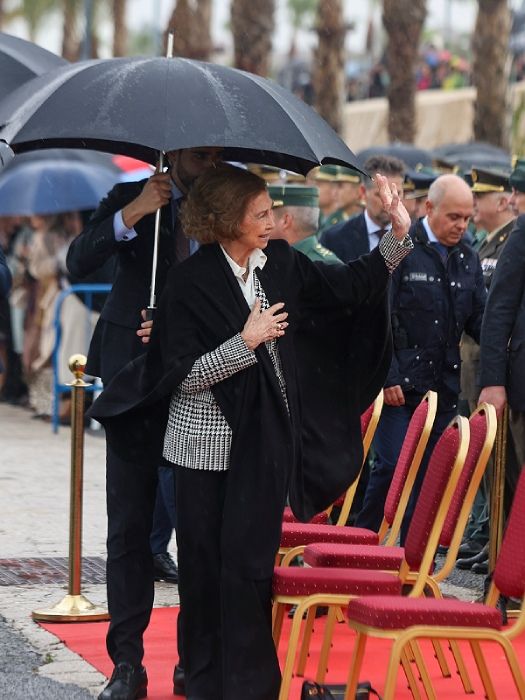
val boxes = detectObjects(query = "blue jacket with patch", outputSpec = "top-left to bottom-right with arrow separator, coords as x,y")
387,220 -> 486,407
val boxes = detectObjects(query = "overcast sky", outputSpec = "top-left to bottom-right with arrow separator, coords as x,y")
5,0 -> 516,60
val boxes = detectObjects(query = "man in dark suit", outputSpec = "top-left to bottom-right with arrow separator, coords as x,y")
479,158 -> 525,526
320,154 -> 405,262
67,146 -> 222,700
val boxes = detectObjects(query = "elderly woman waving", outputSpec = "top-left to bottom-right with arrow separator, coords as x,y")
92,162 -> 411,700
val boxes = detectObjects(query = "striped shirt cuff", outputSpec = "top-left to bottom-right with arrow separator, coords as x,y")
379,230 -> 413,273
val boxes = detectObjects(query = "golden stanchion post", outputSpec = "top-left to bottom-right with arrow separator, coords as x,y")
32,354 -> 109,622
488,404 -> 508,575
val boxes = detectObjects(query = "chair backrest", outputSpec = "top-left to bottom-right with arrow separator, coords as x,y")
381,391 -> 437,544
361,389 -> 384,456
493,467 -> 525,600
334,391 -> 384,526
435,404 -> 497,581
402,415 -> 470,595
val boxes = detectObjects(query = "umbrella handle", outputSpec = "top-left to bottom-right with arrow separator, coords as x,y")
148,151 -> 165,310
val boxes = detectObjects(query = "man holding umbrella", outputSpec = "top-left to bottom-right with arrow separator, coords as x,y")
67,145 -> 222,700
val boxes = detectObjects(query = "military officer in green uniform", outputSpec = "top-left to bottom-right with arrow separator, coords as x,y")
336,166 -> 365,219
307,164 -> 348,235
457,165 -> 515,573
268,184 -> 342,264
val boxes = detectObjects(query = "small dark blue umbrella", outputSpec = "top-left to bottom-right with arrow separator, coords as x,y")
357,143 -> 432,169
431,141 -> 511,171
0,159 -> 118,215
0,32 -> 67,103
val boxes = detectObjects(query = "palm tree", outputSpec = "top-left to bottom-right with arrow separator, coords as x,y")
382,0 -> 426,143
472,0 -> 511,148
9,0 -> 56,41
112,0 -> 127,57
312,0 -> 345,134
62,0 -> 80,61
287,0 -> 317,57
165,0 -> 212,60
231,0 -> 275,77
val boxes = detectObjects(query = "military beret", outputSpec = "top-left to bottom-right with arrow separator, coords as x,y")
404,169 -> 438,199
471,166 -> 510,193
510,157 -> 525,193
268,185 -> 319,208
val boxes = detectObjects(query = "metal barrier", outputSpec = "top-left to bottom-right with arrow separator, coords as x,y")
52,283 -> 111,433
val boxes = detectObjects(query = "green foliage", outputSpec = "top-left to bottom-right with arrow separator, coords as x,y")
128,27 -> 158,57
12,0 -> 58,35
287,0 -> 317,29
512,91 -> 525,156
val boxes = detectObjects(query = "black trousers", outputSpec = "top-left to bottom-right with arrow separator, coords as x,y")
105,443 -> 158,666
175,466 -> 281,700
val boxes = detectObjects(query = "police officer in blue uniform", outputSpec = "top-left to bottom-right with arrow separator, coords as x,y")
355,174 -> 487,540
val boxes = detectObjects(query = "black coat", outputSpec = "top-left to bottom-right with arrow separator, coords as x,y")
0,245 -> 11,298
90,240 -> 392,577
387,220 -> 486,407
479,217 -> 525,411
320,212 -> 369,262
66,180 -> 175,383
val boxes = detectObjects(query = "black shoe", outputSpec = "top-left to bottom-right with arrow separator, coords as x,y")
287,604 -> 328,619
472,560 -> 489,575
455,544 -> 489,570
98,663 -> 147,700
173,664 -> 185,696
456,539 -> 486,559
153,552 -> 178,583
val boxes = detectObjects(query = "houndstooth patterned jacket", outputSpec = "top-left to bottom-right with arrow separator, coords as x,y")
163,272 -> 288,471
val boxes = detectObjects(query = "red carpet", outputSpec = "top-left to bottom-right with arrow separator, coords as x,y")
40,607 -> 525,698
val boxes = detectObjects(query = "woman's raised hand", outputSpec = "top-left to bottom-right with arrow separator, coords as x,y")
241,300 -> 289,351
375,172 -> 411,241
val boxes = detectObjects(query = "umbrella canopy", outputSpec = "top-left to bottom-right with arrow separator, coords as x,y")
0,159 -> 118,215
0,56 -> 363,176
2,146 -> 122,173
431,141 -> 511,171
0,32 -> 67,103
357,143 -> 432,169
0,140 -> 14,171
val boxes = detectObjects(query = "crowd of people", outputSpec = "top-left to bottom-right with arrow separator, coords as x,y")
1,147 -> 524,700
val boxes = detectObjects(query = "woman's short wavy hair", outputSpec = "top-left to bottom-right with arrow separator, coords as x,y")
180,163 -> 267,244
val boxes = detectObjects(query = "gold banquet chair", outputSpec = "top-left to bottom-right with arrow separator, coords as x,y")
344,463 -> 525,700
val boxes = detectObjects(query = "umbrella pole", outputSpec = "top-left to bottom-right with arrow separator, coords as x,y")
146,32 -> 175,321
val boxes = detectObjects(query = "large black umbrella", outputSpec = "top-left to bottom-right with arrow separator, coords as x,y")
0,31 -> 67,103
0,56 -> 363,176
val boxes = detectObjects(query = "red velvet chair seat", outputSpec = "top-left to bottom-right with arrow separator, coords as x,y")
347,596 -> 502,630
273,567 -> 402,597
280,523 -> 378,549
304,542 -> 404,570
282,506 -> 329,525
